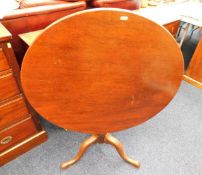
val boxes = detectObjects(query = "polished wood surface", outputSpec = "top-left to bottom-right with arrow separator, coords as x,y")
0,24 -> 47,166
0,95 -> 29,130
0,130 -> 47,165
0,51 -> 9,72
185,37 -> 202,88
21,9 -> 184,134
0,70 -> 20,101
2,43 -> 22,89
18,5 -> 183,48
19,20 -> 180,48
0,23 -> 12,43
0,117 -> 37,152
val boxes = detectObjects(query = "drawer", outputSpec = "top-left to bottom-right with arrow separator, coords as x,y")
0,70 -> 20,102
0,51 -> 9,72
164,21 -> 180,37
0,117 -> 38,152
0,95 -> 29,130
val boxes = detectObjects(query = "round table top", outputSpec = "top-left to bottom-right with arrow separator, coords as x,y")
21,9 -> 184,134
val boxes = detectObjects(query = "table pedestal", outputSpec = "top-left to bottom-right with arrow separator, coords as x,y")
20,9 -> 184,171
60,133 -> 140,169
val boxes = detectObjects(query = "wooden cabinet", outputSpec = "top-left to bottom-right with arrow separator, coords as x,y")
0,51 -> 9,71
0,23 -> 47,166
164,20 -> 180,38
184,37 -> 202,88
0,95 -> 29,130
0,70 -> 20,101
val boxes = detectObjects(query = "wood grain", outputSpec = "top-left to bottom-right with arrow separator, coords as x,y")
0,25 -> 48,166
0,50 -> 9,72
0,95 -> 29,130
18,20 -> 179,48
2,43 -> 22,90
21,9 -> 184,134
0,70 -> 20,102
0,117 -> 38,152
0,130 -> 47,166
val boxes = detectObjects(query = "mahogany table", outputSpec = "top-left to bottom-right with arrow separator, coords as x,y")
21,9 -> 184,169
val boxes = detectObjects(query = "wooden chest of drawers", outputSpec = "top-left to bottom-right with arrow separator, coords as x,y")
0,23 -> 47,166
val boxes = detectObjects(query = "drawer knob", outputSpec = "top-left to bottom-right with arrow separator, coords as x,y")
0,136 -> 13,145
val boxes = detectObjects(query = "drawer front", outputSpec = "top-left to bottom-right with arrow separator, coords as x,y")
0,51 -> 9,72
0,71 -> 20,101
0,117 -> 38,152
0,96 -> 29,130
164,21 -> 180,37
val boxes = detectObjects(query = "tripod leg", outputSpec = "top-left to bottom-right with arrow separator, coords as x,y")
104,133 -> 140,168
60,134 -> 100,169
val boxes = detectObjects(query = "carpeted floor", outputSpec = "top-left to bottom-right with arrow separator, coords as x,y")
1,82 -> 202,175
1,28 -> 202,175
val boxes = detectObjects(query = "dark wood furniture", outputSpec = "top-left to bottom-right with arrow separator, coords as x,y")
18,8 -> 181,48
0,23 -> 47,166
21,9 -> 183,170
19,21 -> 180,47
133,6 -> 202,88
0,1 -> 87,65
1,0 -> 141,66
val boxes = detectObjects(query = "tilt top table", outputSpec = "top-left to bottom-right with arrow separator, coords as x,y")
21,9 -> 184,169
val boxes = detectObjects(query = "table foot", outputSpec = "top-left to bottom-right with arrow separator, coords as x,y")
60,133 -> 140,169
60,134 -> 100,169
104,133 -> 140,168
